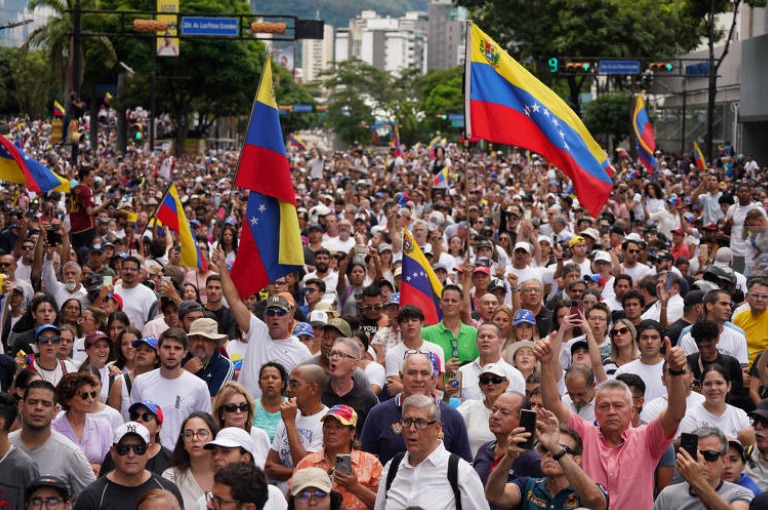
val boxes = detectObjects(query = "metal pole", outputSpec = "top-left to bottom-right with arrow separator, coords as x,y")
681,88 -> 687,156
71,0 -> 82,167
150,41 -> 156,151
706,0 -> 716,163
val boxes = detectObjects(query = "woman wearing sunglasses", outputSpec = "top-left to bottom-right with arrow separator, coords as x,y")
288,467 -> 343,510
602,319 -> 639,377
457,364 -> 510,457
212,382 -> 271,469
52,372 -> 112,477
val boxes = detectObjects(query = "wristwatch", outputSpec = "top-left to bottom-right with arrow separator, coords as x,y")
552,448 -> 568,461
668,367 -> 686,376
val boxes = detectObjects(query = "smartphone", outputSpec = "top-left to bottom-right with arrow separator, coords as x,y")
680,432 -> 698,460
569,300 -> 583,318
664,272 -> 675,292
102,276 -> 113,286
448,370 -> 462,399
354,244 -> 366,257
335,454 -> 351,475
519,409 -> 538,450
162,276 -> 172,284
700,244 -> 709,261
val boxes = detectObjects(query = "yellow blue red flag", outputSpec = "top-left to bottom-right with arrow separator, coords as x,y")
231,55 -> 304,298
693,141 -> 707,170
390,125 -> 405,158
289,134 -> 308,150
400,229 -> 443,325
156,184 -> 207,271
465,23 -> 613,217
0,133 -> 70,193
53,101 -> 65,118
633,95 -> 656,173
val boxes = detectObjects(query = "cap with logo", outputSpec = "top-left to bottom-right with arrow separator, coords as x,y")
35,324 -> 60,341
132,335 -> 159,351
320,404 -> 358,427
308,310 -> 329,327
480,363 -> 507,379
513,309 -> 536,326
128,401 -> 164,424
26,476 -> 71,501
203,427 -> 254,455
113,421 -> 151,444
292,322 -> 314,338
266,295 -> 292,312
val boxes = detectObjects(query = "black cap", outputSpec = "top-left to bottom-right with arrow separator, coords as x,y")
178,300 -> 204,319
750,399 -> 768,421
488,279 -> 506,293
26,476 -> 70,501
610,225 -> 625,236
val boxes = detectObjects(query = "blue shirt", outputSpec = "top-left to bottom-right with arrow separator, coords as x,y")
183,350 -> 234,397
360,393 -> 472,466
737,472 -> 763,496
512,476 -> 609,510
473,441 -> 543,510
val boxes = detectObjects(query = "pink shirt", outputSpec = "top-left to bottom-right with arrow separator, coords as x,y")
567,411 -> 672,510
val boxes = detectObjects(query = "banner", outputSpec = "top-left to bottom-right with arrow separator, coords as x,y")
157,0 -> 180,57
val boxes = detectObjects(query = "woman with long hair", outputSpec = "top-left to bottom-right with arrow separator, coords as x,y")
680,364 -> 755,446
182,283 -> 202,304
253,362 -> 288,442
73,306 -> 107,363
79,365 -> 124,431
59,298 -> 82,336
79,331 -> 114,402
501,309 -> 540,360
491,306 -> 515,346
52,372 -> 112,476
162,412 -> 220,509
108,332 -> 159,421
446,234 -> 466,272
215,224 -> 239,264
292,405 -> 381,509
337,255 -> 374,316
211,382 -> 271,468
107,311 -> 133,371
602,319 -> 639,377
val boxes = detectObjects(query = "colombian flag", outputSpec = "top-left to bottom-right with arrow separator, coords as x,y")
156,184 -> 207,271
230,55 -> 304,298
289,134 -> 308,150
693,141 -> 707,170
465,23 -> 613,217
633,95 -> 656,173
53,101 -> 65,118
0,134 -> 70,193
400,229 -> 443,325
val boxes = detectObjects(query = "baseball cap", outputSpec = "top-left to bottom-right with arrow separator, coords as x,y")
479,363 -> 507,378
266,295 -> 292,312
386,292 -> 400,307
488,279 -> 506,293
203,427 -> 254,456
584,274 -> 605,286
132,335 -> 159,351
568,236 -> 586,248
26,476 -> 71,501
113,421 -> 151,444
571,340 -> 589,355
84,331 -> 109,348
750,399 -> 768,421
579,228 -> 600,241
128,401 -> 164,424
320,404 -> 358,427
293,322 -> 314,338
35,324 -> 60,341
514,241 -> 531,253
671,227 -> 685,235
109,293 -> 124,310
308,223 -> 323,232
727,439 -> 747,462
324,317 -> 352,337
472,265 -> 491,276
178,300 -> 204,319
90,242 -> 104,253
308,310 -> 329,327
188,318 -> 228,342
291,467 -> 332,496
432,263 -> 448,273
537,235 -> 553,246
592,250 -> 612,264
377,243 -> 393,254
513,309 -> 536,326
683,290 -> 704,308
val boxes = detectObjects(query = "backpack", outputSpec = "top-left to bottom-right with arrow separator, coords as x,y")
385,451 -> 462,510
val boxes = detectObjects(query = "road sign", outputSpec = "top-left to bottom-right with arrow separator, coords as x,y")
180,17 -> 239,37
598,60 -> 641,75
293,104 -> 314,113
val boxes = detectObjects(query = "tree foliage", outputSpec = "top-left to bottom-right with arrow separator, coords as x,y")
582,92 -> 632,150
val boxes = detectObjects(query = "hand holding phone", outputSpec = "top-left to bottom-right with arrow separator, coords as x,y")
680,432 -> 698,460
519,409 -> 538,450
335,454 -> 352,475
569,300 -> 583,318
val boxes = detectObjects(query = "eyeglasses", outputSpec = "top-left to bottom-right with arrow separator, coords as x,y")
78,316 -> 95,324
363,305 -> 382,312
610,327 -> 629,337
266,309 -> 288,317
749,292 -> 768,301
114,443 -> 148,456
521,288 -> 540,293
79,390 -> 98,401
0,262 -> 12,268
295,490 -> 328,502
37,336 -> 61,345
273,281 -> 288,286
752,416 -> 768,427
221,402 -> 250,413
206,492 -> 240,509
403,349 -> 436,361
479,375 -> 506,385
401,418 -> 437,430
182,429 -> 211,441
538,444 -> 576,456
130,411 -> 156,422
700,450 -> 723,462
22,245 -> 34,251
329,350 -> 358,361
27,497 -> 65,509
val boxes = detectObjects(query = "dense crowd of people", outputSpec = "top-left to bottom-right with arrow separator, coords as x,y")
1,114 -> 768,509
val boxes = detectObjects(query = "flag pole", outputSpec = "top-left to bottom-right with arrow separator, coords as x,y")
463,20 -> 473,264
233,50 -> 273,187
141,180 -> 173,239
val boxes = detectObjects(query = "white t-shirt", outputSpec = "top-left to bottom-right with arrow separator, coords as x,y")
238,315 -> 312,399
619,262 -> 655,284
384,341 -> 446,378
458,358 -> 526,402
271,407 -> 328,467
131,368 -> 212,447
678,402 -> 751,439
114,283 -> 157,330
364,361 -> 386,389
614,358 -> 666,401
641,294 -> 684,324
503,265 -> 540,285
456,399 -> 494,458
250,426 -> 271,469
324,235 -> 355,255
641,392 -> 705,435
678,324 -> 748,363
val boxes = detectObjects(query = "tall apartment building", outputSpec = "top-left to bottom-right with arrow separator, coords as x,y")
426,0 -> 467,71
301,23 -> 335,85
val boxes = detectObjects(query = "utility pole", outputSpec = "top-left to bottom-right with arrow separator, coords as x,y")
706,0 -> 716,164
71,0 -> 82,166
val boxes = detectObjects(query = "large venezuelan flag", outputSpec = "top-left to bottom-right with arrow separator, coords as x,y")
633,95 -> 656,173
465,23 -> 613,217
0,134 -> 70,193
693,141 -> 707,170
156,184 -> 207,271
230,55 -> 304,298
400,229 -> 443,325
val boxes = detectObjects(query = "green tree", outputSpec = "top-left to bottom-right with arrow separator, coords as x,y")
582,92 -> 632,151
9,49 -> 58,117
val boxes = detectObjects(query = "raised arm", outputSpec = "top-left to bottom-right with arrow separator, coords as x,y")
534,337 -> 572,424
211,246 -> 251,334
658,338 -> 688,437
485,426 -> 528,508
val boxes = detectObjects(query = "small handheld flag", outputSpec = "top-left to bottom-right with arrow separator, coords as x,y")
633,95 -> 656,173
400,229 -> 443,325
289,134 -> 308,151
52,101 -> 65,118
156,184 -> 207,271
693,141 -> 707,170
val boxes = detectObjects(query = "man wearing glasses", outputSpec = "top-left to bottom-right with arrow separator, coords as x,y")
321,338 -> 377,432
73,422 -> 183,509
654,426 -> 753,509
619,239 -> 653,285
486,408 -> 608,510
26,325 -> 77,386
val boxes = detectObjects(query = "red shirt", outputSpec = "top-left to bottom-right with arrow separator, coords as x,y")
670,243 -> 690,260
68,184 -> 95,233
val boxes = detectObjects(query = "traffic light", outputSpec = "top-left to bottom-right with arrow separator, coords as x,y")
133,19 -> 169,32
133,123 -> 143,141
648,62 -> 675,73
565,62 -> 592,73
548,57 -> 559,73
251,22 -> 287,34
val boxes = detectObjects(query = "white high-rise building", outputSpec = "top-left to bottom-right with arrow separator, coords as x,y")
301,23 -> 334,85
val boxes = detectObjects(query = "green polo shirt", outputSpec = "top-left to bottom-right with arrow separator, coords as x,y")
421,321 -> 479,364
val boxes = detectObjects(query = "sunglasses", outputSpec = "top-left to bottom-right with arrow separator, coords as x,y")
130,412 -> 156,422
114,443 -> 148,456
305,288 -> 318,294
221,402 -> 250,413
700,450 -> 722,462
627,249 -> 640,254
610,327 -> 629,337
80,390 -> 98,400
266,309 -> 288,317
38,336 -> 61,345
363,305 -> 382,312
480,375 -> 506,385
539,443 -> 576,456
296,490 -> 328,502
